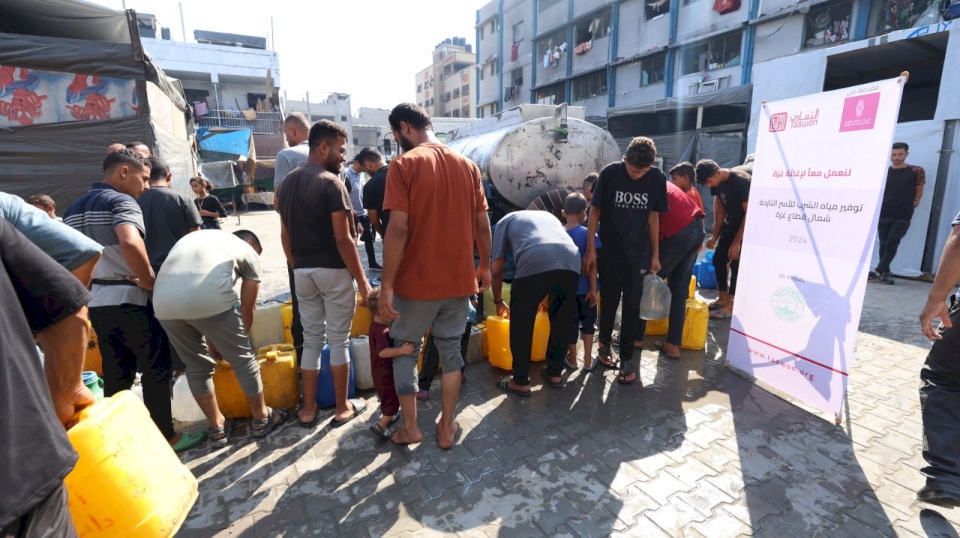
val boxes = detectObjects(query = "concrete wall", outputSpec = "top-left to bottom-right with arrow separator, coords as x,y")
618,0 -> 671,57
479,60 -> 502,105
614,61 -> 668,106
142,38 -> 280,84
572,94 -> 608,115
673,64 -> 742,97
677,0 -> 748,43
572,35 -> 611,75
752,15 -> 805,63
573,0 -> 612,17
538,1 -> 569,34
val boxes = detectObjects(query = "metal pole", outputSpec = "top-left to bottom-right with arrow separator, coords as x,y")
270,17 -> 275,50
179,3 -> 187,41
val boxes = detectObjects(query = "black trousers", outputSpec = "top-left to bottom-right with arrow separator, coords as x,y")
90,303 -> 175,440
0,483 -> 76,538
355,214 -> 377,265
287,265 -> 304,363
509,270 -> 579,385
418,322 -> 470,391
919,297 -> 960,497
598,253 -> 648,364
875,217 -> 912,274
714,226 -> 740,295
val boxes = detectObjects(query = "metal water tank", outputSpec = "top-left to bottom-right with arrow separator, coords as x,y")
447,104 -> 621,214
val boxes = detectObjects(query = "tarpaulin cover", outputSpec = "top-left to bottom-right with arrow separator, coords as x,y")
0,0 -> 130,43
200,161 -> 238,189
193,30 -> 266,50
197,127 -> 253,158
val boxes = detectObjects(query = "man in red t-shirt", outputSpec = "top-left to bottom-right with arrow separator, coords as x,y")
378,103 -> 492,449
654,182 -> 706,359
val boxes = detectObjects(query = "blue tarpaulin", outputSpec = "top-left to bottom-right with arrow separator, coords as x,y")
197,127 -> 253,157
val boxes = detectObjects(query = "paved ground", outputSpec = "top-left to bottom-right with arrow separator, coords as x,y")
176,209 -> 960,537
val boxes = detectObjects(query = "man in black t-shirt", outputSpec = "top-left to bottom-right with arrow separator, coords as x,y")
583,137 -> 669,385
696,159 -> 751,320
358,147 -> 390,237
870,142 -> 926,285
0,220 -> 94,537
278,120 -> 372,429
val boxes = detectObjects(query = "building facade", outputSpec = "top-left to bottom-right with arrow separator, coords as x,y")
416,37 -> 478,118
282,92 -> 356,157
475,0 -> 959,275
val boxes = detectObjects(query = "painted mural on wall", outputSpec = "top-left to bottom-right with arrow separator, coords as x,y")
0,66 -> 139,127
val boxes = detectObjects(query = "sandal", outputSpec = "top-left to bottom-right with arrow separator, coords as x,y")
295,402 -> 319,428
496,376 -> 531,397
708,301 -> 725,311
208,418 -> 234,448
370,415 -> 400,439
710,310 -> 732,320
582,356 -> 599,372
252,407 -> 289,438
564,355 -> 579,371
541,366 -> 564,389
330,399 -> 368,428
617,360 -> 638,385
173,430 -> 207,453
654,341 -> 681,360
596,344 -> 619,370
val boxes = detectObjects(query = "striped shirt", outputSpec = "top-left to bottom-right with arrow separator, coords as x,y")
64,182 -> 149,307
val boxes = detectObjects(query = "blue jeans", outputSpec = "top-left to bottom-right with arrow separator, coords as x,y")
658,217 -> 705,345
875,217 -> 912,274
920,297 -> 960,496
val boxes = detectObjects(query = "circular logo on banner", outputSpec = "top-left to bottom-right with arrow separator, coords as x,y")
772,287 -> 805,322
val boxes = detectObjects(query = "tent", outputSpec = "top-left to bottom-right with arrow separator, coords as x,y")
0,0 -> 196,208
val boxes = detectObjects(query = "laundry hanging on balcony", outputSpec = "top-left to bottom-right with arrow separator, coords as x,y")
713,0 -> 741,14
511,40 -> 521,62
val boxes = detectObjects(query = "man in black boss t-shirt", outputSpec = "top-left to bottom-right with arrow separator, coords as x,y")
870,142 -> 926,285
584,137 -> 669,385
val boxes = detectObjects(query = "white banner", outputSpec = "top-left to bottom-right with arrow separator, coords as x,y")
728,76 -> 905,417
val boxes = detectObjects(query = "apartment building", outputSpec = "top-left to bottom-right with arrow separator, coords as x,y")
475,0 -> 959,276
416,37 -> 478,118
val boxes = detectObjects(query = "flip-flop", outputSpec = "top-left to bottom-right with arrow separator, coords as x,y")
370,420 -> 395,439
252,407 -> 289,438
582,357 -> 599,372
329,399 -> 368,428
496,376 -> 532,397
541,366 -> 564,389
708,301 -> 724,311
654,341 -> 681,360
564,356 -> 579,371
437,421 -> 462,450
295,403 -> 319,428
710,310 -> 732,320
617,360 -> 638,385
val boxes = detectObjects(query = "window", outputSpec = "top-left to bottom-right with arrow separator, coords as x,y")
804,2 -> 852,48
417,84 -> 422,93
513,22 -> 524,42
453,109 -> 460,118
639,54 -> 666,86
489,59 -> 499,77
463,84 -> 470,95
353,138 -> 359,145
340,115 -> 347,121
572,70 -> 607,101
538,29 -> 566,69
680,33 -> 741,75
538,0 -> 564,12
480,25 -> 484,39
646,0 -> 670,20
576,10 -> 612,46
490,19 -> 499,34
510,68 -> 524,87
872,0 -> 947,35
480,66 -> 485,80
536,82 -> 565,105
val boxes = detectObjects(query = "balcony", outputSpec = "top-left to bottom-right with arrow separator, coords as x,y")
196,110 -> 283,135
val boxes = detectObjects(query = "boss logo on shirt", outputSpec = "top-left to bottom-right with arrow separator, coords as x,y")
615,191 -> 649,207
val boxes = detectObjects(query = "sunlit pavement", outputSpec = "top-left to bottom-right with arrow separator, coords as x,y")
174,209 -> 960,537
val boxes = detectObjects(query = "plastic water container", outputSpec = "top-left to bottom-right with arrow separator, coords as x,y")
681,299 -> 709,350
349,294 -> 372,338
645,316 -> 669,336
248,302 -> 285,351
84,321 -> 103,377
486,316 -> 512,370
82,371 -> 104,402
466,326 -> 483,364
640,275 -> 671,320
65,391 -> 198,537
482,283 -> 511,321
476,323 -> 489,358
351,336 -> 374,390
172,375 -> 206,423
213,344 -> 299,418
689,275 -> 697,298
530,311 -> 550,362
281,301 -> 294,345
256,344 -> 299,410
698,261 -> 718,290
317,344 -> 356,408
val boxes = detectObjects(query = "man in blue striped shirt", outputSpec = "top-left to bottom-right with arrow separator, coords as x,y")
64,149 -> 205,452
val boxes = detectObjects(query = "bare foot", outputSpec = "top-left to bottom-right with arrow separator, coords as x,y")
437,421 -> 459,450
391,425 -> 423,445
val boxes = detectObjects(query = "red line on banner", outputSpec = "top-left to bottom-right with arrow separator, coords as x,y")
729,328 -> 849,377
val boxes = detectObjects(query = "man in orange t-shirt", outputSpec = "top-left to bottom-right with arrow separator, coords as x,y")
378,103 -> 492,449
669,162 -> 705,211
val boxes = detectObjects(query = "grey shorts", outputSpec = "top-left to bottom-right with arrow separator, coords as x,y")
390,295 -> 469,396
